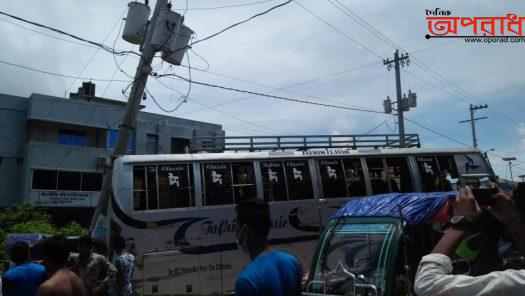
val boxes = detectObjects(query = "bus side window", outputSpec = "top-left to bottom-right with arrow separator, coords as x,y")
456,153 -> 490,175
284,160 -> 313,200
415,156 -> 442,192
133,166 -> 147,211
158,164 -> 194,209
232,162 -> 256,203
385,157 -> 413,193
260,161 -> 287,202
342,159 -> 366,197
146,165 -> 158,210
367,158 -> 390,194
437,156 -> 460,191
202,163 -> 233,206
318,159 -> 347,198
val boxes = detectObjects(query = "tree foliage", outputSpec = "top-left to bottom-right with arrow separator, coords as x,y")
0,204 -> 89,272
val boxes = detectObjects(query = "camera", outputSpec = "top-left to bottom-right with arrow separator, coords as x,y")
470,187 -> 498,206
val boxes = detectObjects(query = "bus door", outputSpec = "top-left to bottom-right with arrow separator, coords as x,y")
199,161 -> 258,294
317,158 -> 368,228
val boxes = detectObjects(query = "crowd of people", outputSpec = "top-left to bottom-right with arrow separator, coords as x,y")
1,235 -> 135,296
1,185 -> 524,296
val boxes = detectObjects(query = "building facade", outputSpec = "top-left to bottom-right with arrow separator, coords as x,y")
0,83 -> 224,223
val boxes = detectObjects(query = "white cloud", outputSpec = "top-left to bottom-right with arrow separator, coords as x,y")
518,123 -> 525,136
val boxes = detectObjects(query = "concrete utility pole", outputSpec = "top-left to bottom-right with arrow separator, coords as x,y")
459,104 -> 488,148
92,0 -> 168,229
502,157 -> 517,182
383,50 -> 410,147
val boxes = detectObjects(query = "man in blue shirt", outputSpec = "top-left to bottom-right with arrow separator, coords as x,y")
2,242 -> 46,296
235,200 -> 303,296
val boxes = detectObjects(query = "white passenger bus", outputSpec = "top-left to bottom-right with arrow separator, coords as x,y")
104,147 -> 495,295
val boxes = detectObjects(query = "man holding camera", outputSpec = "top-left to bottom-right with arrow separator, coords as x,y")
414,186 -> 525,296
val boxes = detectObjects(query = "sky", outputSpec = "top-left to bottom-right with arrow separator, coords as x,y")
0,0 -> 524,179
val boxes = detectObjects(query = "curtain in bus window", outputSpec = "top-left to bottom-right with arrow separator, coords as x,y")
342,159 -> 366,197
146,165 -> 158,210
284,160 -> 313,200
260,161 -> 287,202
385,157 -> 413,193
203,163 -> 233,205
416,156 -> 443,192
318,159 -> 347,198
437,156 -> 460,191
232,162 -> 256,204
133,166 -> 146,211
367,158 -> 390,195
158,164 -> 194,209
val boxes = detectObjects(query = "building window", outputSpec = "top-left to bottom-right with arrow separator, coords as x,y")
171,138 -> 190,154
59,129 -> 87,147
146,134 -> 159,154
107,129 -> 135,151
32,170 -> 102,191
16,158 -> 23,166
81,173 -> 103,191
57,171 -> 81,191
33,170 -> 58,190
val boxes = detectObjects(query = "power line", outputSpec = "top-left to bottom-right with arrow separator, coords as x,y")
154,77 -> 287,135
66,10 -> 126,95
154,72 -> 386,114
0,59 -> 132,82
326,0 -> 518,130
0,17 -> 99,49
173,0 -> 278,11
182,61 -> 380,109
174,61 -> 380,116
405,117 -> 471,147
190,0 -> 293,46
0,10 -> 139,58
292,0 -> 383,60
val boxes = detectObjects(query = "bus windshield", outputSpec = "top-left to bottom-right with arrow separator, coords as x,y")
310,222 -> 400,296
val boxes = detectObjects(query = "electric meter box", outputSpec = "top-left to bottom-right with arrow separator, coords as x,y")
151,9 -> 183,52
122,2 -> 151,45
162,25 -> 193,66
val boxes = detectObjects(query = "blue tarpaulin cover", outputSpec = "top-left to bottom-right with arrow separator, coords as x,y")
331,192 -> 457,226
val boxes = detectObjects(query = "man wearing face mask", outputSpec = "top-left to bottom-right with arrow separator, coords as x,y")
234,200 -> 303,296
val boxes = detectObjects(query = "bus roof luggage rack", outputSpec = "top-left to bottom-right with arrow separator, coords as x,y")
190,133 -> 420,152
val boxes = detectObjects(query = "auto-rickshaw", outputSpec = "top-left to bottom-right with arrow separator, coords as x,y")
303,192 -> 458,296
